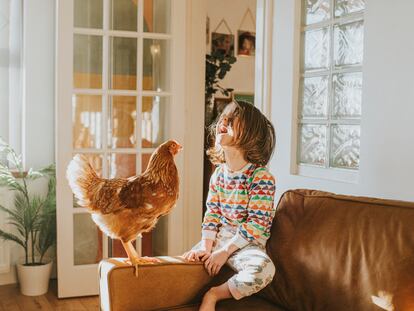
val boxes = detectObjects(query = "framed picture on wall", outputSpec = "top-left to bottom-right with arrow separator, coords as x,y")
213,96 -> 233,118
234,92 -> 254,105
237,30 -> 256,56
211,32 -> 235,57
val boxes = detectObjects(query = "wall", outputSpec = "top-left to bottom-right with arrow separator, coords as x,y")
270,0 -> 414,203
207,0 -> 256,94
0,0 -> 55,285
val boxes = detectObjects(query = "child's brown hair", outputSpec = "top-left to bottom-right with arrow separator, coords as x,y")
207,100 -> 276,166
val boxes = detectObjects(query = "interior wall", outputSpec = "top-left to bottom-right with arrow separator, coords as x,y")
206,0 -> 256,94
270,0 -> 414,203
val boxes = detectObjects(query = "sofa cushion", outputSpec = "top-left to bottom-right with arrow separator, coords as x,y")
259,189 -> 414,311
100,256 -> 238,311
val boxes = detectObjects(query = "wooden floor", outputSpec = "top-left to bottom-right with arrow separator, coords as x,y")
0,280 -> 99,311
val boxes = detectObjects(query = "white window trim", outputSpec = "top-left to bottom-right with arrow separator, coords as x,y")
291,0 -> 362,184
255,0 -> 273,118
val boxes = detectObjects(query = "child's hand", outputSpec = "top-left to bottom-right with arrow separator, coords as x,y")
182,249 -> 211,262
204,249 -> 229,276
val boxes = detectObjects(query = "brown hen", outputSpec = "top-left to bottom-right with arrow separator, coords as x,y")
66,140 -> 182,275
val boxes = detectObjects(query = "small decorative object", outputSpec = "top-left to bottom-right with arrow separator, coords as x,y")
211,18 -> 234,57
234,92 -> 255,105
0,139 -> 56,296
237,31 -> 256,56
237,8 -> 256,56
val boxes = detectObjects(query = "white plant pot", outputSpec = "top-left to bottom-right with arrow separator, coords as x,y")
16,260 -> 53,296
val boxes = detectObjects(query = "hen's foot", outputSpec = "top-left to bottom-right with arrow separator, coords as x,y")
123,256 -> 160,277
141,256 -> 162,263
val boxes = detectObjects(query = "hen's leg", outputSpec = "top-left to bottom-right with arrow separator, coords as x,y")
121,241 -> 160,276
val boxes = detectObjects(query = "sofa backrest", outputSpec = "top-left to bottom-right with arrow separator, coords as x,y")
260,189 -> 414,311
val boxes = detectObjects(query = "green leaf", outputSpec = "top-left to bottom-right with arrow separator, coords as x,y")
26,169 -> 44,180
36,174 -> 56,259
0,230 -> 25,248
7,222 -> 25,237
39,164 -> 56,176
0,139 -> 57,262
205,52 -> 237,101
0,203 -> 22,223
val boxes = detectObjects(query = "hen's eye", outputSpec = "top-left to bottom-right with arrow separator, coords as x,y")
172,143 -> 176,147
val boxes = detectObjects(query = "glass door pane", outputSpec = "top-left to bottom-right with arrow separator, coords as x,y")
109,37 -> 137,90
108,96 -> 137,148
143,39 -> 170,91
74,35 -> 103,89
72,95 -> 103,149
109,154 -> 136,178
143,0 -> 171,33
110,0 -> 138,31
74,213 -> 103,265
142,96 -> 171,148
74,0 -> 103,28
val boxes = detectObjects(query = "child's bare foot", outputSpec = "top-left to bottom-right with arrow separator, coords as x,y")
199,289 -> 218,311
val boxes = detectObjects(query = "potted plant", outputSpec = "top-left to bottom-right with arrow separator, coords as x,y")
0,139 -> 56,296
205,50 -> 237,126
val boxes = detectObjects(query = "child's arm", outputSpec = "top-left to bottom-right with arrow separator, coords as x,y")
183,239 -> 213,262
201,167 -> 222,242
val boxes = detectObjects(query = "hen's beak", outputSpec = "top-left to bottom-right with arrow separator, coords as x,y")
177,144 -> 183,153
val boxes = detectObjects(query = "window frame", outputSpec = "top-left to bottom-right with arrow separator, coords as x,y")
292,0 -> 365,183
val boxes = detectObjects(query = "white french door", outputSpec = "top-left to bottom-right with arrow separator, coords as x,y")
56,0 -> 193,298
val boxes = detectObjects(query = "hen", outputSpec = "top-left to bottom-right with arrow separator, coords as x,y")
66,140 -> 182,275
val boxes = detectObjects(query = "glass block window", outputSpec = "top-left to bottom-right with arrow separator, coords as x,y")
298,0 -> 365,170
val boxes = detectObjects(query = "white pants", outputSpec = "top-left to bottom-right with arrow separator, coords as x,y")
194,225 -> 275,300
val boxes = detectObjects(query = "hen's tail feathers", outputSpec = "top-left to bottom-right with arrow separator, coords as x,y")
66,155 -> 101,210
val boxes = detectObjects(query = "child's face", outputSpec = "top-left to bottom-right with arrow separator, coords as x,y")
216,103 -> 240,147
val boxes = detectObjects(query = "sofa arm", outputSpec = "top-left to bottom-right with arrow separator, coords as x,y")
99,256 -> 231,311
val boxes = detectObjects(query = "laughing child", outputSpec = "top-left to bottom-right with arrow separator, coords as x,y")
183,100 -> 276,310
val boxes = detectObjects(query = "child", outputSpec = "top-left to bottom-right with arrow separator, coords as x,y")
183,100 -> 276,310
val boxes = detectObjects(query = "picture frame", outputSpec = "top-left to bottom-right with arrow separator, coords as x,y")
211,32 -> 235,57
234,92 -> 255,105
213,96 -> 233,119
237,30 -> 256,57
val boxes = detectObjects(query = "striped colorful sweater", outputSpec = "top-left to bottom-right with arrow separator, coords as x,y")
202,163 -> 276,248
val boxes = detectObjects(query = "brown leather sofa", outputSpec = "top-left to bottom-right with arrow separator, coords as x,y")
99,189 -> 414,310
